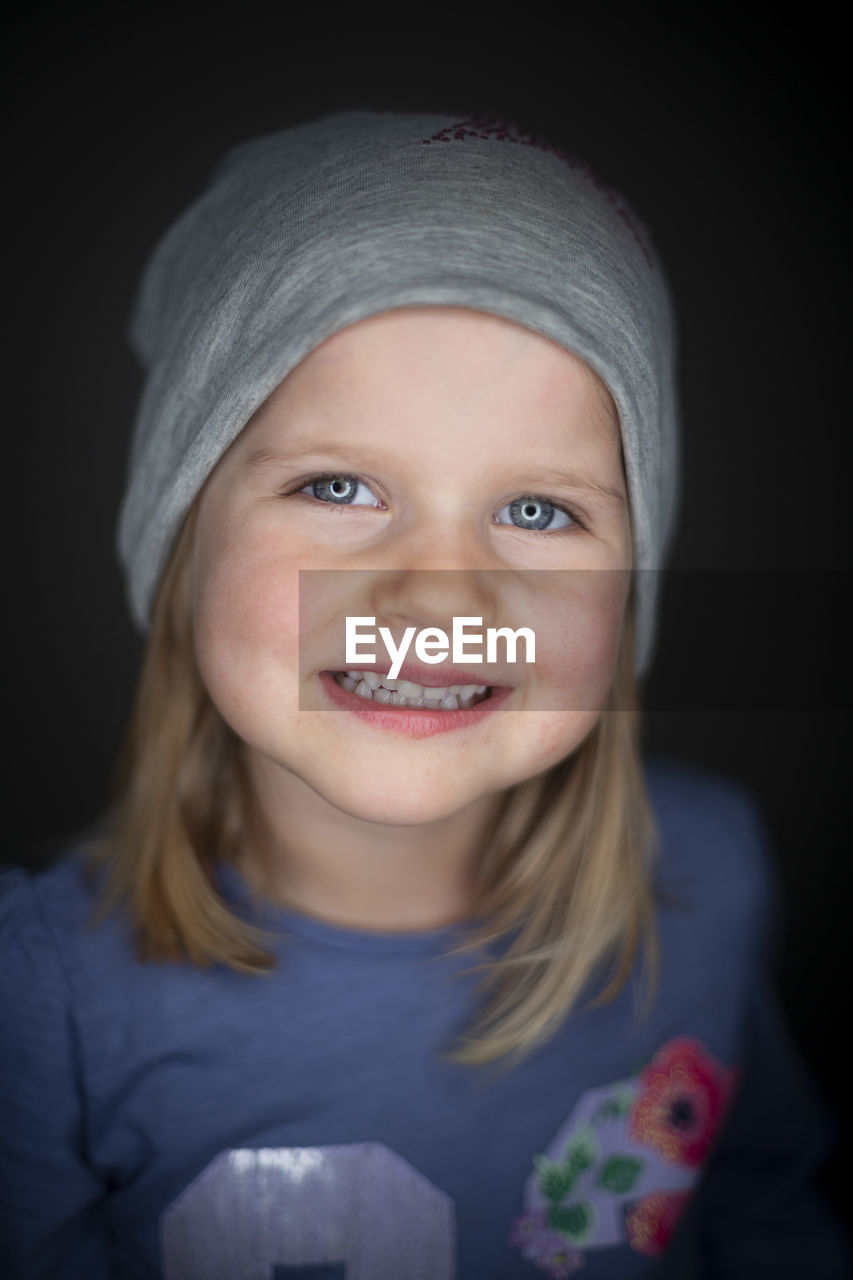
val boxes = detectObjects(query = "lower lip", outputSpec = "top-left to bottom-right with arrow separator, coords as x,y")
318,671 -> 513,736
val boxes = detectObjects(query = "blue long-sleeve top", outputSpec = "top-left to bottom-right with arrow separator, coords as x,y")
1,759 -> 849,1279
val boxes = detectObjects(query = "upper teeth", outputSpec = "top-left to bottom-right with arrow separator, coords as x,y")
336,670 -> 490,710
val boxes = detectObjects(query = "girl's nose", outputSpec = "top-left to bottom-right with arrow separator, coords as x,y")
377,512 -> 501,576
341,512 -> 526,644
375,565 -> 498,623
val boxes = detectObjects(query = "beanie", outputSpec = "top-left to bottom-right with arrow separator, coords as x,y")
118,110 -> 680,675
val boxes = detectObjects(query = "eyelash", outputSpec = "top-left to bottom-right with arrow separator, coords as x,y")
279,472 -> 588,533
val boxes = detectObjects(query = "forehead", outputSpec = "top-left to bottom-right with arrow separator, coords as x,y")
252,306 -> 619,439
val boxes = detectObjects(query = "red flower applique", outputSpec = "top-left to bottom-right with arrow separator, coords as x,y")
625,1190 -> 690,1256
629,1036 -> 738,1166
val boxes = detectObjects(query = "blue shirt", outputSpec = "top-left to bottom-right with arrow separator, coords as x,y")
1,760 -> 848,1278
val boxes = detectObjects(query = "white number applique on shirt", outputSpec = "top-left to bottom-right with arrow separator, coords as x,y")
161,1143 -> 455,1280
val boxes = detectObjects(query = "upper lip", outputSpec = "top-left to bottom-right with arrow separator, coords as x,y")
329,661 -> 510,689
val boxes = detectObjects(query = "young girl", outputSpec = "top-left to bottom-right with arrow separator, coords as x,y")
1,112 -> 847,1279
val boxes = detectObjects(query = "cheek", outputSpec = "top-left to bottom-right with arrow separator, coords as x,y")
192,530 -> 301,727
511,708 -> 603,781
527,572 -> 628,712
493,579 -> 627,782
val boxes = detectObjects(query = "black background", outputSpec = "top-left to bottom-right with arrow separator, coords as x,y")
6,10 -> 849,1214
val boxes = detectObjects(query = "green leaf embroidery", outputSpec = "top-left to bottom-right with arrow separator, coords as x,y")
597,1154 -> 644,1194
547,1200 -> 596,1243
592,1084 -> 635,1124
613,1084 -> 634,1111
563,1126 -> 597,1178
532,1154 -> 575,1202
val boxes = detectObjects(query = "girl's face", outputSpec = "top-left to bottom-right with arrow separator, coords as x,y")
192,307 -> 631,828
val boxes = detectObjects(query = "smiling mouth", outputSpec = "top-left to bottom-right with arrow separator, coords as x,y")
331,670 -> 492,710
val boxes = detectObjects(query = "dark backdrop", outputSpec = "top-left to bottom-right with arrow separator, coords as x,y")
7,10 -> 849,1213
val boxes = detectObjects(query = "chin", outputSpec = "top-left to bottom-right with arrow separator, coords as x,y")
305,769 -> 484,828
342,791 -> 477,829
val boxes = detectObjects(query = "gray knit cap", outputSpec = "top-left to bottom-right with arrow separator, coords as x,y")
119,110 -> 679,674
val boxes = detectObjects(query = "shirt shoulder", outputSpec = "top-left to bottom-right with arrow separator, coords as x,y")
0,851 -> 151,1041
643,757 -> 780,963
1,851 -> 106,961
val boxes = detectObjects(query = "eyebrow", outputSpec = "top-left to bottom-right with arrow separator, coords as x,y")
243,443 -> 626,507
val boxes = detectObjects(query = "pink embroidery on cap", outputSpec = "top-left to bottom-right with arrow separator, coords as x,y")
421,116 -> 572,162
420,116 -> 653,268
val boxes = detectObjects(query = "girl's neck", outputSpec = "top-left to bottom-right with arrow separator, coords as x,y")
236,749 -> 503,933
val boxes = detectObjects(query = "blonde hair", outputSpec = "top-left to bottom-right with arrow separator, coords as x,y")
89,497 -> 659,1072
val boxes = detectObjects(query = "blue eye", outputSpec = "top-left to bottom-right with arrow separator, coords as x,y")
495,496 -> 575,532
299,474 -> 382,506
292,475 -> 580,532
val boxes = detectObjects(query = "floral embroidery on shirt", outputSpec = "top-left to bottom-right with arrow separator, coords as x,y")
508,1035 -> 739,1275
625,1189 -> 691,1256
508,1208 -> 586,1277
629,1036 -> 738,1167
